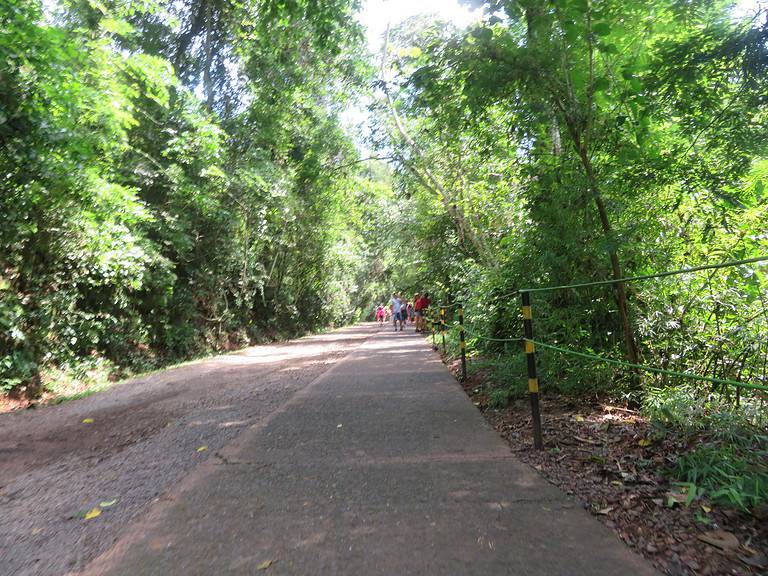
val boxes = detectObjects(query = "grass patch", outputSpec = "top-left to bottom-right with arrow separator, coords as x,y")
36,347 -> 240,408
644,384 -> 768,510
43,357 -> 120,403
463,353 -> 529,409
671,444 -> 768,510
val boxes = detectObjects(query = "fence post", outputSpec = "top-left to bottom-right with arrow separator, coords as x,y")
521,291 -> 543,450
431,309 -> 437,351
459,303 -> 467,382
440,306 -> 446,354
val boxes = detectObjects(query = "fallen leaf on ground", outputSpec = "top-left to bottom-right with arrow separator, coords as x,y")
99,500 -> 117,508
638,438 -> 651,447
574,415 -> 585,422
595,506 -> 614,515
739,551 -> 768,569
753,502 -> 768,520
82,418 -> 94,424
619,472 -> 636,482
196,446 -> 208,452
698,529 -> 739,551
84,507 -> 101,520
256,560 -> 274,570
665,488 -> 691,507
575,436 -> 600,445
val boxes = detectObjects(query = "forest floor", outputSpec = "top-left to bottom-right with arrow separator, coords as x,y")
453,361 -> 768,576
0,324 -> 375,576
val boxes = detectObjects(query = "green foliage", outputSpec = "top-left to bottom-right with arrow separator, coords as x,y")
644,383 -> 767,431
0,0 -> 372,397
0,285 -> 37,393
672,445 -> 768,511
377,0 -> 768,405
487,388 -> 514,409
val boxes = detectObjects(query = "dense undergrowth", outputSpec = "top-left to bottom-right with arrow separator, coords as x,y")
647,385 -> 768,511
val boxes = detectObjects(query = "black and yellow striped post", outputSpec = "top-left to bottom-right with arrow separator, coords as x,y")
431,309 -> 438,351
521,291 -> 543,450
458,303 -> 467,382
440,306 -> 446,354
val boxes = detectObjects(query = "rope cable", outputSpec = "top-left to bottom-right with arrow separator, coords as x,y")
526,338 -> 768,392
519,256 -> 768,294
467,333 -> 520,343
493,289 -> 519,302
459,325 -> 520,343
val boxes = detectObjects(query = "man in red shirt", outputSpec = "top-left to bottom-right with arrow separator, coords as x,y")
414,292 -> 431,332
413,293 -> 422,332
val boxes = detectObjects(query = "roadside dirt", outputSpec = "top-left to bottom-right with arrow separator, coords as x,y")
454,362 -> 768,576
0,324 -> 375,576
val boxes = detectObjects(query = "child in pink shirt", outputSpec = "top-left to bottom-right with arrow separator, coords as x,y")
375,304 -> 386,324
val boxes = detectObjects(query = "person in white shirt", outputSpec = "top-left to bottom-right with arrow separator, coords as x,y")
390,293 -> 404,331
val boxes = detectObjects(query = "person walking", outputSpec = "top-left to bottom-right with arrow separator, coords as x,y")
413,292 -> 423,332
375,304 -> 386,325
416,292 -> 431,332
390,293 -> 404,332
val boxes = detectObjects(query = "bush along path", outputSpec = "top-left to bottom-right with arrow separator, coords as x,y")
452,361 -> 768,576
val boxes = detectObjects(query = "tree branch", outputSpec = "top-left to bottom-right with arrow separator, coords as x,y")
378,25 -> 489,262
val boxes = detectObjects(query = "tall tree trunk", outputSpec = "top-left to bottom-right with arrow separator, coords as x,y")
577,145 -> 641,367
241,213 -> 249,305
203,0 -> 214,111
535,2 -> 641,371
379,27 -> 489,262
555,103 -> 641,367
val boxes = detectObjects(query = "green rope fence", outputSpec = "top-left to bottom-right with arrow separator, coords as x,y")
526,338 -> 768,393
462,325 -> 520,343
426,255 -> 768,449
518,255 -> 768,293
452,330 -> 768,393
447,329 -> 768,393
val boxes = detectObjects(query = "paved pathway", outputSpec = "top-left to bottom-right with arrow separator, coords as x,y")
2,325 -> 373,576
81,326 -> 657,575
